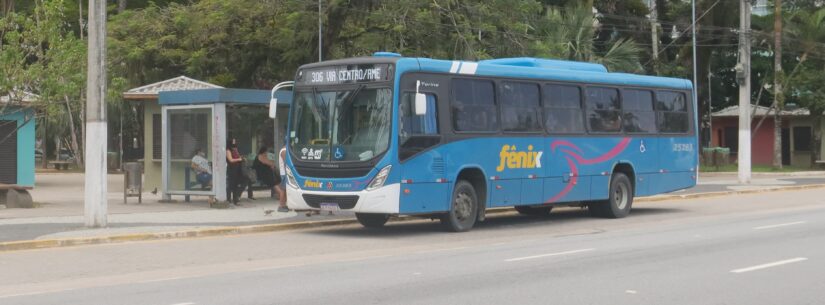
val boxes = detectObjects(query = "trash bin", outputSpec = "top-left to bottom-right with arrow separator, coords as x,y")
123,162 -> 142,204
702,147 -> 730,169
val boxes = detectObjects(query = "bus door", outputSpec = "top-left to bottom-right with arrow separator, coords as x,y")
398,73 -> 450,213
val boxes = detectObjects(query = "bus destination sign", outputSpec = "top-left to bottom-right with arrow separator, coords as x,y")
298,64 -> 390,85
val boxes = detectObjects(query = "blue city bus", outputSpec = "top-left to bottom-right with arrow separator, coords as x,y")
277,52 -> 697,232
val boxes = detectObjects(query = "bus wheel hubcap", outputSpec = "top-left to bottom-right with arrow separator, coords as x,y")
614,183 -> 628,210
455,193 -> 472,220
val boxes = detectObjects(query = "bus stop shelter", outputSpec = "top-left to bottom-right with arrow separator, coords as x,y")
158,88 -> 291,202
0,92 -> 36,208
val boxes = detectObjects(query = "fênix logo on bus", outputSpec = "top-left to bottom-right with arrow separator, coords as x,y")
496,145 -> 543,172
304,180 -> 323,188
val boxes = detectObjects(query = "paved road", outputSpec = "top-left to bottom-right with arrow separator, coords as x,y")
1,188 -> 823,305
2,173 -> 823,243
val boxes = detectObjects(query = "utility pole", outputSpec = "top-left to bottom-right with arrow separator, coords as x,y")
318,0 -> 322,62
85,0 -> 108,227
772,0 -> 783,169
650,0 -> 659,74
737,0 -> 752,184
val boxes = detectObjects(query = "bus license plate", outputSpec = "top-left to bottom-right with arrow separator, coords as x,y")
320,203 -> 340,211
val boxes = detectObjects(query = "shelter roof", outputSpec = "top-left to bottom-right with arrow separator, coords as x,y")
123,76 -> 223,100
712,105 -> 811,117
0,90 -> 39,106
159,88 -> 292,106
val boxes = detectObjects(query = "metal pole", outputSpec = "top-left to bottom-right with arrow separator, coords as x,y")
85,0 -> 108,227
318,0 -> 322,62
692,0 -> 700,183
650,0 -> 659,74
738,0 -> 752,183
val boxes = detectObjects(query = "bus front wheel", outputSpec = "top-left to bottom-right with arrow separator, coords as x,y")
442,180 -> 478,232
590,172 -> 633,218
356,213 -> 390,228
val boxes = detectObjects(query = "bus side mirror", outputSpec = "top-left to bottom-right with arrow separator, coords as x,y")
414,80 -> 427,116
269,98 -> 278,118
414,93 -> 427,116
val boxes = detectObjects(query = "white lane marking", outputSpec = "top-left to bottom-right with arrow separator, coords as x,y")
415,246 -> 468,254
458,62 -> 478,74
753,221 -> 806,230
731,257 -> 808,273
625,290 -> 638,294
137,277 -> 184,284
169,303 -> 195,305
504,248 -> 595,262
449,61 -> 460,73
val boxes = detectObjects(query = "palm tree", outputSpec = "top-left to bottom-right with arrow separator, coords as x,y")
786,7 -> 825,166
531,3 -> 643,73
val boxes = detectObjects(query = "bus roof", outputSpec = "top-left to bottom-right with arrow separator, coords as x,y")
412,57 -> 693,91
294,54 -> 693,91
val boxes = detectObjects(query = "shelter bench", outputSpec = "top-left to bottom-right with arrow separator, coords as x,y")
48,161 -> 72,170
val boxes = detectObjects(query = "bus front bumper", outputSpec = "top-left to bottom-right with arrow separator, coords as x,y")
286,183 -> 401,214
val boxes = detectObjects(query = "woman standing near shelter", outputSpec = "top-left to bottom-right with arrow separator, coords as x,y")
226,138 -> 244,205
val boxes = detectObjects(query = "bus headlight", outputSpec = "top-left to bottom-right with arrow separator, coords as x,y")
366,165 -> 392,191
285,166 -> 299,189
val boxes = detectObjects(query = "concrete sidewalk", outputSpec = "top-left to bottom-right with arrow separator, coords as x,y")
0,172 -> 823,245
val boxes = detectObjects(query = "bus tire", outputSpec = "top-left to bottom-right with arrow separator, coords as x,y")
515,205 -> 553,216
356,213 -> 390,228
590,172 -> 633,218
442,180 -> 478,232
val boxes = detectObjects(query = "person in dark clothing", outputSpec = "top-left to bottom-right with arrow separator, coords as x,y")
226,138 -> 245,205
253,146 -> 288,212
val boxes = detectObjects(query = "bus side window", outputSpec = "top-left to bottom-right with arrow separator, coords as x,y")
621,89 -> 656,134
452,79 -> 498,132
655,91 -> 689,133
400,92 -> 440,160
585,87 -> 621,133
400,92 -> 438,137
543,84 -> 584,134
500,82 -> 542,132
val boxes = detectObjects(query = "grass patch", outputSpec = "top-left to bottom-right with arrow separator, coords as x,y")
700,164 -> 821,172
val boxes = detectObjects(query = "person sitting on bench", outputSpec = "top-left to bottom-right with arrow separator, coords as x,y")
191,148 -> 212,189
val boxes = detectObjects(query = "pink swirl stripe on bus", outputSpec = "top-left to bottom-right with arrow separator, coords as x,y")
545,156 -> 578,203
545,137 -> 631,203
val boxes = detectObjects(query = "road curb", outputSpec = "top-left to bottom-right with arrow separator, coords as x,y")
2,183 -> 825,253
636,183 -> 825,202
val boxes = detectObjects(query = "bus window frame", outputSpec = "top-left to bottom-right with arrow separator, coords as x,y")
583,85 -> 624,135
542,82 -> 587,136
497,80 -> 545,135
620,88 -> 657,135
654,90 -> 691,135
449,77 -> 501,135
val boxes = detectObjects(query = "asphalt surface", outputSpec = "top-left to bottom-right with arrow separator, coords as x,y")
1,188 -> 823,305
1,175 -> 824,243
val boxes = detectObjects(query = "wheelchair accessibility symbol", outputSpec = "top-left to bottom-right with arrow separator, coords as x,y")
334,146 -> 345,160
639,140 -> 646,153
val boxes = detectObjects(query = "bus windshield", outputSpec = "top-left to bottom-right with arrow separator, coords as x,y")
289,87 -> 392,162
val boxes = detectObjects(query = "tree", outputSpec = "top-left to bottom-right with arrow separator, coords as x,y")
530,3 -> 643,72
773,0 -> 784,169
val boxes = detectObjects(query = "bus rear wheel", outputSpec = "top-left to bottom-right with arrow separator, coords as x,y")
514,205 -> 553,216
442,180 -> 478,232
356,213 -> 390,228
590,172 -> 633,218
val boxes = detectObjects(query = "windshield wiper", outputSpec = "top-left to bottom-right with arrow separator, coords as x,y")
336,84 -> 365,122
